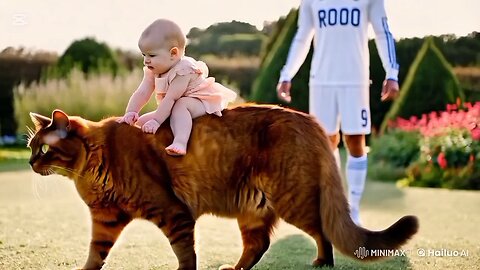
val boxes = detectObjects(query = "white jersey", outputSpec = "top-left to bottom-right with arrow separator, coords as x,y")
280,0 -> 399,86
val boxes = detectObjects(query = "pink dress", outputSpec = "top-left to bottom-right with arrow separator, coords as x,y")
147,57 -> 237,116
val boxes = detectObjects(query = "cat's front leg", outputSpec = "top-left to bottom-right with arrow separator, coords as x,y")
80,208 -> 131,269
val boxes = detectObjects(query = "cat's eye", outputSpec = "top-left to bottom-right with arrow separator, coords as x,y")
40,144 -> 49,154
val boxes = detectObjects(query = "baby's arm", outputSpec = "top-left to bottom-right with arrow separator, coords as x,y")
118,71 -> 155,125
139,73 -> 195,133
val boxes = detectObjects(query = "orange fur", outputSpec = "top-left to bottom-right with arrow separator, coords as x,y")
28,105 -> 418,270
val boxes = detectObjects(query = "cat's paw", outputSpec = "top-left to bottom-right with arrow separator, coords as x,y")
312,258 -> 334,267
71,264 -> 103,270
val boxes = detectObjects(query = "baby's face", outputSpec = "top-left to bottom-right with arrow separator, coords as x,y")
139,39 -> 176,75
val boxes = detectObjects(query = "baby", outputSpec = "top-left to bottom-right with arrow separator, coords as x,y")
118,19 -> 237,156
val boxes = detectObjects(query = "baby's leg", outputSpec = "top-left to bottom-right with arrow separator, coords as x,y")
135,111 -> 157,127
166,97 -> 206,156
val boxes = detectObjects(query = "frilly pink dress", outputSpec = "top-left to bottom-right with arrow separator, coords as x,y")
145,56 -> 237,116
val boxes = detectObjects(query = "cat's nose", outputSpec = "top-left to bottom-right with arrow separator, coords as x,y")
28,157 -> 36,166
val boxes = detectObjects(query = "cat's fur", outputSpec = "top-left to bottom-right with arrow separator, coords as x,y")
28,105 -> 418,270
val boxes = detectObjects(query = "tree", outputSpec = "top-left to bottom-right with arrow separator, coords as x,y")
381,37 -> 465,132
186,21 -> 265,58
57,37 -> 119,76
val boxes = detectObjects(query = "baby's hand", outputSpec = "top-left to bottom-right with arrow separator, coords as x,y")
142,119 -> 160,134
117,112 -> 139,125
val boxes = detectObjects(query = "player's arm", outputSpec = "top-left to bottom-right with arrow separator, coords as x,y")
369,0 -> 400,101
279,0 -> 315,83
370,0 -> 399,81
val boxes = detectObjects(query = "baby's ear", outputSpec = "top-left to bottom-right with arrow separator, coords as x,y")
29,112 -> 51,131
170,47 -> 180,57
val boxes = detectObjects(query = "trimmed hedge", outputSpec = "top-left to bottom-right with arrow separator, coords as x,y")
381,37 -> 464,132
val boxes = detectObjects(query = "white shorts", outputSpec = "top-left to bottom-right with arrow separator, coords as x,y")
309,85 -> 371,136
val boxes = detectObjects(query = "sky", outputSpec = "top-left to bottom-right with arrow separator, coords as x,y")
1,0 -> 479,54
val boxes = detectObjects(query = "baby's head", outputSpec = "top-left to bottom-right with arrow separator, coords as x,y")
138,19 -> 187,74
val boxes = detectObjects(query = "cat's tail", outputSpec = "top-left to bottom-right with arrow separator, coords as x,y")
319,162 -> 419,260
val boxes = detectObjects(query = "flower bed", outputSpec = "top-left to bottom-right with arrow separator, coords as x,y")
382,100 -> 480,189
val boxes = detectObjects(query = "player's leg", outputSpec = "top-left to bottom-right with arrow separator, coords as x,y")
329,133 -> 342,169
309,84 -> 341,168
167,97 -> 206,156
338,86 -> 370,225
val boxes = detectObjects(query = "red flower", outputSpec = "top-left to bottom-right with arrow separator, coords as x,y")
437,152 -> 448,169
471,128 -> 480,141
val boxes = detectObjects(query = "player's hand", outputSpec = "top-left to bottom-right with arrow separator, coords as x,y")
117,112 -> 139,125
276,81 -> 292,103
142,119 -> 160,134
381,79 -> 400,101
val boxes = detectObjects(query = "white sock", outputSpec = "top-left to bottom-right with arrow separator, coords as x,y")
333,148 -> 341,170
346,154 -> 367,225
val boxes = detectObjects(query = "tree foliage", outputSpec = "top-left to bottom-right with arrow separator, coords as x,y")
56,37 -> 119,77
381,37 -> 464,132
186,21 -> 266,58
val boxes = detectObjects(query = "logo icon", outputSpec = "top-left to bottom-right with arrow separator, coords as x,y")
12,13 -> 28,26
354,246 -> 369,259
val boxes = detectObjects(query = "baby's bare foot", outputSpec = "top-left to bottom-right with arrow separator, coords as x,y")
165,143 -> 187,156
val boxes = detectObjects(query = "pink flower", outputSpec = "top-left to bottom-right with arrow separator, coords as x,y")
437,152 -> 448,169
471,128 -> 480,141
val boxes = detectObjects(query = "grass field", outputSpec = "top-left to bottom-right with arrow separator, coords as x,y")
0,161 -> 479,269
0,146 -> 31,172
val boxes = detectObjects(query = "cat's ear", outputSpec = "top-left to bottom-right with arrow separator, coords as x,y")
29,112 -> 51,131
51,110 -> 70,138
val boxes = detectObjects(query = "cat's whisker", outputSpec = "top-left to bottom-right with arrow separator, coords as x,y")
26,126 -> 36,146
31,171 -> 52,200
31,173 -> 42,200
49,165 -> 86,179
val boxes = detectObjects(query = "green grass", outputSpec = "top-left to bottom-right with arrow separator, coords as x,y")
0,146 -> 30,172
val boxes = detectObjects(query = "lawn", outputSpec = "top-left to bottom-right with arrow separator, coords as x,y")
0,146 -> 31,172
0,152 -> 479,269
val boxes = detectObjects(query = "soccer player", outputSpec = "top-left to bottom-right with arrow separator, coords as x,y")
277,0 -> 400,225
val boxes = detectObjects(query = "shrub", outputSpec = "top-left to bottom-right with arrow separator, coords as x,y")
390,101 -> 480,190
370,130 -> 421,168
381,37 -> 464,132
368,130 -> 420,181
56,37 -> 120,77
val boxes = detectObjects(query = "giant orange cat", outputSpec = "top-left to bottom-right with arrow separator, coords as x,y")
28,105 -> 418,270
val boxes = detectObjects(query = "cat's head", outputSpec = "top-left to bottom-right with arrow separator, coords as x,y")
28,110 -> 90,177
